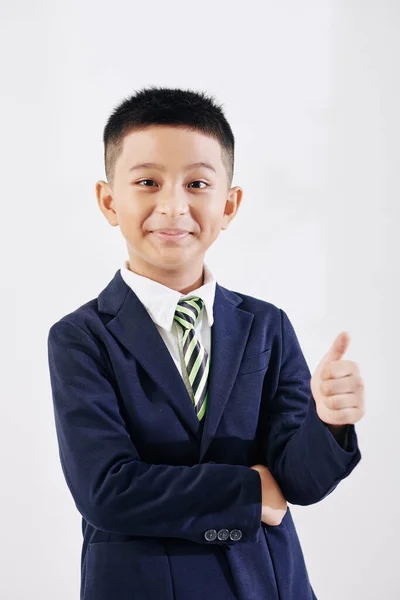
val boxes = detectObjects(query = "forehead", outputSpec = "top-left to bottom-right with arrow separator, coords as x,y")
117,125 -> 224,173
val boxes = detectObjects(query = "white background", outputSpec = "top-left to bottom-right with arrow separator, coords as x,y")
1,1 -> 399,598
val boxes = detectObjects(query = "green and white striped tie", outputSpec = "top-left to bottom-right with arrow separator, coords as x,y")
174,296 -> 209,421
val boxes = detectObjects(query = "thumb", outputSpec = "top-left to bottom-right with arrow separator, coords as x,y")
318,331 -> 351,368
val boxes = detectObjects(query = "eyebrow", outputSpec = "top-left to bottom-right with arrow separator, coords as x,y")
128,161 -> 217,174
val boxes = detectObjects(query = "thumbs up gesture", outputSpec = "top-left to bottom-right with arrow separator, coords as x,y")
310,332 -> 365,432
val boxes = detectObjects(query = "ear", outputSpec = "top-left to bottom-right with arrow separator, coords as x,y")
221,186 -> 243,230
96,180 -> 119,227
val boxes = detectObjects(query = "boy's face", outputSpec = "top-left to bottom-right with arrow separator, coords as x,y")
96,125 -> 242,288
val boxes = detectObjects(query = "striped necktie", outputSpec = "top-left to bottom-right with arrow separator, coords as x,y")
174,296 -> 209,421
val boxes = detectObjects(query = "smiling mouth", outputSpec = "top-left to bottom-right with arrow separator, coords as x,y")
150,231 -> 192,242
150,228 -> 192,235
152,231 -> 190,235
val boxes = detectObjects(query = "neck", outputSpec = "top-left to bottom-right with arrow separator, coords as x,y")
126,258 -> 205,294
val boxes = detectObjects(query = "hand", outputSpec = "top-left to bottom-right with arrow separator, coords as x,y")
310,331 -> 365,432
250,464 -> 287,526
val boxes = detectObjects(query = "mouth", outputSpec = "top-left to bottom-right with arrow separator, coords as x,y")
150,231 -> 192,243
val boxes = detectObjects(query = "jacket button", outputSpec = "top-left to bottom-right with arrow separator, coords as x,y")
217,529 -> 230,541
204,529 -> 217,541
229,529 -> 242,541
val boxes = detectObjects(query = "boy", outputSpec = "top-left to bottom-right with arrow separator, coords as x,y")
47,86 -> 364,600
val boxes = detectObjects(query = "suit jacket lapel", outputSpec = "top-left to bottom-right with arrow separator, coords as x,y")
98,270 -> 254,461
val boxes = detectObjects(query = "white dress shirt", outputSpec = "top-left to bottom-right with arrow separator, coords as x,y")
120,260 -> 216,405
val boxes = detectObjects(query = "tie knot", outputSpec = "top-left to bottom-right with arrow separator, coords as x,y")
174,296 -> 204,330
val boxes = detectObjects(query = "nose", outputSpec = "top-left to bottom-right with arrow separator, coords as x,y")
155,187 -> 190,217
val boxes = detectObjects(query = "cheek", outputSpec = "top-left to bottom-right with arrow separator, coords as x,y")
118,197 -> 147,223
117,208 -> 148,241
197,217 -> 221,239
199,203 -> 225,228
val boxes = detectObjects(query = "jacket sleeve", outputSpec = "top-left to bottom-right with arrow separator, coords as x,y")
47,319 -> 262,545
260,309 -> 362,506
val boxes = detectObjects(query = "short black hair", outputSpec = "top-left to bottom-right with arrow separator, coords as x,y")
102,86 -> 235,189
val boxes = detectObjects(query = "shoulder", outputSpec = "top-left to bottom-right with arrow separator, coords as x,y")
220,283 -> 282,319
47,297 -> 102,342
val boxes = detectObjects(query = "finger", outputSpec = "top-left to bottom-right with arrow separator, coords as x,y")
321,374 -> 362,396
319,406 -> 363,425
321,360 -> 359,380
324,331 -> 351,363
323,392 -> 361,410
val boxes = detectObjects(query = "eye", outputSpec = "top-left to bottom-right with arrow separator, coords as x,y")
188,181 -> 208,189
136,179 -> 208,188
137,179 -> 157,187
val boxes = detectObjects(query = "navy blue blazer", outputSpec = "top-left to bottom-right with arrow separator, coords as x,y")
47,268 -> 362,600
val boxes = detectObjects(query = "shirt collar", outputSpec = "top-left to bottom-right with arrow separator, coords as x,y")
120,260 -> 216,332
